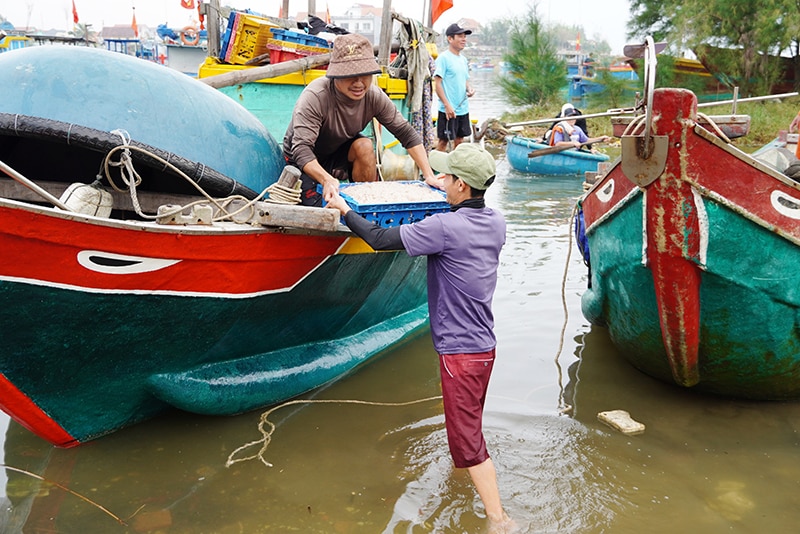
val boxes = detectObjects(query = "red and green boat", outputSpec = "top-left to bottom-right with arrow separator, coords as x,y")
0,44 -> 430,447
578,81 -> 800,400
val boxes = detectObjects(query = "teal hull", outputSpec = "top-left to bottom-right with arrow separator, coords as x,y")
506,135 -> 609,176
580,87 -> 800,399
582,190 -> 800,399
0,246 -> 428,444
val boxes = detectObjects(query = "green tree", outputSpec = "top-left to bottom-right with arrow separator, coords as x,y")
628,0 -> 800,94
497,8 -> 566,106
586,61 -> 641,109
479,18 -> 511,48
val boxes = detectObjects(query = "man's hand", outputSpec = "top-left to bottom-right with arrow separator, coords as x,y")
790,113 -> 800,134
424,174 -> 446,190
321,176 -> 340,202
326,191 -> 351,215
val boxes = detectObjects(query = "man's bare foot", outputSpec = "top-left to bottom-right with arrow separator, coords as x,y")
488,512 -> 519,533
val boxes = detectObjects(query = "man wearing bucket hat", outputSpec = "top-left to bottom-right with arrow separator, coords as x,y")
283,33 -> 438,207
326,143 -> 513,530
434,23 -> 475,151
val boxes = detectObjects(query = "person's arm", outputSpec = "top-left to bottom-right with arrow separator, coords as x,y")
327,193 -> 405,250
790,112 -> 800,133
406,144 -> 443,188
302,159 -> 340,202
434,76 -> 455,119
466,76 -> 475,98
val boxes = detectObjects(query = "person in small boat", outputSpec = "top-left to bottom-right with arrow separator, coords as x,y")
283,33 -> 437,206
434,23 -> 475,151
326,143 -> 515,532
543,103 -> 590,145
549,108 -> 610,152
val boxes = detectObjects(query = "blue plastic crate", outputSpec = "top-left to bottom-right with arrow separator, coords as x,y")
320,181 -> 448,228
271,28 -> 331,49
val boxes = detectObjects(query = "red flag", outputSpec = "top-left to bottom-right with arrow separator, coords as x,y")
326,3 -> 331,24
72,0 -> 79,24
431,0 -> 453,25
576,33 -> 581,52
181,0 -> 195,9
131,9 -> 138,37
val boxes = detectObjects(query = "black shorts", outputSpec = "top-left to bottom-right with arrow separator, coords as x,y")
288,135 -> 364,207
437,112 -> 472,141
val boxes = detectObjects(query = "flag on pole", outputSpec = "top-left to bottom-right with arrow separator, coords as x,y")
181,0 -> 196,9
326,3 -> 331,24
72,0 -> 79,24
131,8 -> 139,37
430,0 -> 453,25
576,33 -> 581,52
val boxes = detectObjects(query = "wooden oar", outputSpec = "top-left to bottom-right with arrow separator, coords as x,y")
622,41 -> 667,59
528,141 -> 594,158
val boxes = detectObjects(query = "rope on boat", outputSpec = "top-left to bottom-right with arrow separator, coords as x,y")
695,112 -> 732,144
103,130 -> 272,221
225,396 -> 443,469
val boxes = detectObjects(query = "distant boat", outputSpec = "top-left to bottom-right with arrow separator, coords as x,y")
625,55 -> 734,103
505,135 -> 610,176
694,43 -> 797,95
578,83 -> 800,399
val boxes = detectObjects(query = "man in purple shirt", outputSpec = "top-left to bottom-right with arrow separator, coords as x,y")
326,143 -> 512,529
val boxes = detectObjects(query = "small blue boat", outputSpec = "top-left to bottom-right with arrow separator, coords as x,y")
505,135 -> 610,176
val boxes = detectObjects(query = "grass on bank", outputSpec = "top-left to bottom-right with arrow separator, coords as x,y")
497,96 -> 800,153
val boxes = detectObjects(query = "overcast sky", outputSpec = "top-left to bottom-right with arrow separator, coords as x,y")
2,0 -> 633,55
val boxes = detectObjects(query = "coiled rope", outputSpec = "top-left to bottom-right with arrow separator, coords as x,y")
103,130 -> 295,221
226,396 -> 442,469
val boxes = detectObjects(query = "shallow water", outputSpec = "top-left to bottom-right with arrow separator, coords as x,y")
2,72 -> 800,534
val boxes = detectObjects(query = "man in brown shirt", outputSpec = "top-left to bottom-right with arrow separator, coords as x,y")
283,33 -> 438,206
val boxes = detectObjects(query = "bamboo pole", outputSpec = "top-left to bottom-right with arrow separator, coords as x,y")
200,54 -> 331,89
504,91 -> 800,128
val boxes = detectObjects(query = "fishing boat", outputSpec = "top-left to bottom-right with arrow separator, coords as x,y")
0,40 -> 435,447
505,135 -> 610,176
577,39 -> 800,399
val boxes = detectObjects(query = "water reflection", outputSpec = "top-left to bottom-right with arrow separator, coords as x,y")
3,73 -> 800,533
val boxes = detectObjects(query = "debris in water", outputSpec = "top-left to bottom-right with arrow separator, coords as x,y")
597,409 -> 646,435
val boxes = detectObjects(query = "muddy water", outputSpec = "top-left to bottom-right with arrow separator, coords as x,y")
1,72 -> 799,534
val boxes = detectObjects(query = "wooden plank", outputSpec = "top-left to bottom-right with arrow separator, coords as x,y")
200,54 -> 332,89
253,201 -> 341,232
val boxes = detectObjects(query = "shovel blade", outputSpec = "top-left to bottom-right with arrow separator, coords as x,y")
620,135 -> 669,187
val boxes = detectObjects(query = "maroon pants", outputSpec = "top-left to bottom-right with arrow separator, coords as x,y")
439,349 -> 495,468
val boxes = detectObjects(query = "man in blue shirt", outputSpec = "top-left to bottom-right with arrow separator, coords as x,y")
326,144 -> 512,529
434,23 -> 475,151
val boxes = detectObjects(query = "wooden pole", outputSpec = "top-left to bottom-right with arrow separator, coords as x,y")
205,0 -> 221,59
200,53 -> 331,88
378,0 -> 393,67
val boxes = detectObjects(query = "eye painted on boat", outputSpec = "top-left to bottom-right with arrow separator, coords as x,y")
596,179 -> 616,203
77,250 -> 181,274
770,190 -> 800,220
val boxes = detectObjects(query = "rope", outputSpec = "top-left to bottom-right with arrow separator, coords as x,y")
554,203 -> 579,414
225,396 -> 442,469
102,131 -> 272,222
265,181 -> 302,204
695,112 -> 732,144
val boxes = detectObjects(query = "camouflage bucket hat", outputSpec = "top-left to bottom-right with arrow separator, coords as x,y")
326,33 -> 382,79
